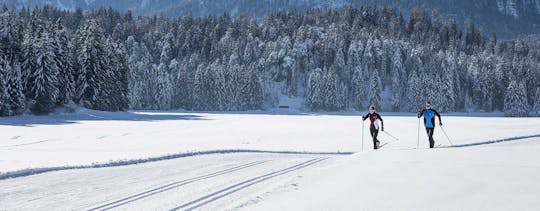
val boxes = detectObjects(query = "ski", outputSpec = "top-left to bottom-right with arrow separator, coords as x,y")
377,142 -> 388,149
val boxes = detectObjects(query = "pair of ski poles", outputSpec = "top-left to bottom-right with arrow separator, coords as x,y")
361,121 -> 399,152
416,118 -> 454,148
361,117 -> 454,151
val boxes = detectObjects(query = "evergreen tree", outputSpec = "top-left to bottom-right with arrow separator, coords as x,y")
5,62 -> 25,115
246,64 -> 264,110
28,29 -> 60,114
407,68 -> 423,111
390,49 -> 403,111
504,80 -> 529,117
368,69 -> 382,110
105,38 -> 129,111
155,63 -> 173,110
52,20 -> 74,105
76,19 -> 111,111
193,64 -> 207,110
322,68 -> 338,111
532,87 -> 540,117
351,66 -> 365,110
171,59 -> 191,110
0,57 -> 11,116
307,68 -> 323,110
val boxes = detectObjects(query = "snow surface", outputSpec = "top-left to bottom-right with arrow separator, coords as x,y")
1,109 -> 539,210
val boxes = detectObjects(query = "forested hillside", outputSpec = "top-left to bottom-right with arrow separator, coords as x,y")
0,6 -> 539,116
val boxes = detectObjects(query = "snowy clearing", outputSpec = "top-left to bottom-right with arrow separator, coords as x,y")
1,110 -> 539,210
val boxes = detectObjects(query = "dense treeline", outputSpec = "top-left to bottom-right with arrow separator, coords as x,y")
0,5 -> 539,116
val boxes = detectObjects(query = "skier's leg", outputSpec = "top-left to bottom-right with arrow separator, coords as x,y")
428,128 -> 435,148
373,129 -> 380,149
376,129 -> 380,149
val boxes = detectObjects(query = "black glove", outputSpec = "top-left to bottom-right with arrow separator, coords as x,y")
381,127 -> 384,132
439,122 -> 443,126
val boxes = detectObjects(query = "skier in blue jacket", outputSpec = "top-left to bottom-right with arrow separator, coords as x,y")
418,102 -> 442,148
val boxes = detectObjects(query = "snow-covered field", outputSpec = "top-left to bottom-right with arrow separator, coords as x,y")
1,110 -> 539,210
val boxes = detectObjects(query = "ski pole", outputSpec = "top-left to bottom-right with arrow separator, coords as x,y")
383,131 -> 399,141
361,120 -> 365,152
417,117 -> 421,149
440,126 -> 454,146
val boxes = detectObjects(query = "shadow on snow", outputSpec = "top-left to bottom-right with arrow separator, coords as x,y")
446,134 -> 540,148
0,109 -> 209,126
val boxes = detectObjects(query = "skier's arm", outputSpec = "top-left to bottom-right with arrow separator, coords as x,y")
418,109 -> 425,118
362,113 -> 369,121
434,109 -> 442,125
377,113 -> 384,130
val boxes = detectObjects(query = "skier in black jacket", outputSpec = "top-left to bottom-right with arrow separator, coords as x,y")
418,102 -> 442,148
363,106 -> 384,149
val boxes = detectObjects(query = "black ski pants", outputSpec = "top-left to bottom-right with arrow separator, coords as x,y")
370,127 -> 380,149
425,128 -> 435,148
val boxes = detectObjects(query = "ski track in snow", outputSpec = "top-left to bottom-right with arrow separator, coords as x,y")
88,160 -> 268,210
0,139 -> 54,148
170,158 -> 327,211
0,153 -> 331,210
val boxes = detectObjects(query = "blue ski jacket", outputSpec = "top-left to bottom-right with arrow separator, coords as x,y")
418,108 -> 442,129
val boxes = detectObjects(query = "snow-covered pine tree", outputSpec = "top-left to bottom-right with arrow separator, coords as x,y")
322,67 -> 338,111
532,87 -> 540,117
390,48 -> 403,111
0,9 -> 22,64
193,64 -> 207,110
504,80 -> 529,117
171,59 -> 190,109
5,62 -> 25,115
105,38 -> 129,111
28,29 -> 60,114
244,64 -> 263,110
440,53 -> 456,112
21,25 -> 38,93
52,20 -> 74,106
351,66 -> 365,110
347,40 -> 365,110
0,57 -> 11,116
77,19 -> 114,111
210,60 -> 226,110
368,68 -> 382,111
307,68 -> 323,110
407,68 -> 422,111
152,36 -> 174,110
155,63 -> 172,110
225,62 -> 240,110
125,36 -> 148,109
492,57 -> 508,111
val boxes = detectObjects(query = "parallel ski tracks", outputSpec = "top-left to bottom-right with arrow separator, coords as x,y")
89,160 -> 267,210
170,157 -> 327,211
89,157 -> 327,211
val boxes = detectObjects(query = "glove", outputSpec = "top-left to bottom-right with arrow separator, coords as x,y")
381,127 -> 384,132
439,122 -> 443,126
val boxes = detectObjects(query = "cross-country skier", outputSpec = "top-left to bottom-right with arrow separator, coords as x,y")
363,106 -> 384,149
418,102 -> 443,148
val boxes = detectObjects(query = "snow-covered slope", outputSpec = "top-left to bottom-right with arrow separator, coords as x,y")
252,139 -> 540,210
0,110 -> 539,210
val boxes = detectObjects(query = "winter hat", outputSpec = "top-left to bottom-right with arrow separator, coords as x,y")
426,101 -> 431,107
